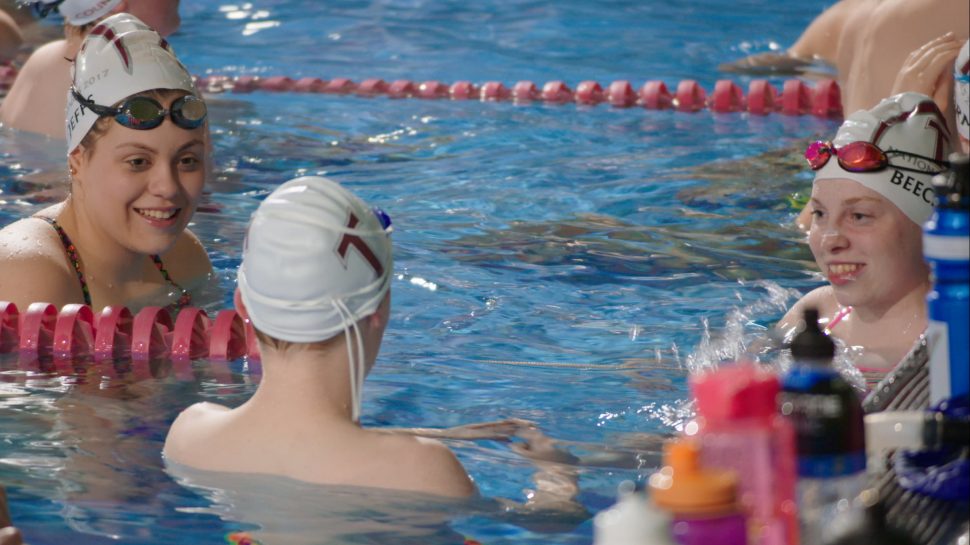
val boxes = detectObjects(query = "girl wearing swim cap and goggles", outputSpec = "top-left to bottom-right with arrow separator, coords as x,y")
780,92 -> 954,376
0,13 -> 212,312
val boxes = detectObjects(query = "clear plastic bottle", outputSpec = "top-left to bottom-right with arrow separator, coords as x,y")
594,481 -> 676,545
924,153 -> 969,405
649,439 -> 748,545
689,363 -> 799,545
779,308 -> 866,545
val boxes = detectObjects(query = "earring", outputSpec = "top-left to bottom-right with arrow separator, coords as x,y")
69,166 -> 77,176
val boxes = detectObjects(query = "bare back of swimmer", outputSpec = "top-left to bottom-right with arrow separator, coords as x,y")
721,0 -> 968,116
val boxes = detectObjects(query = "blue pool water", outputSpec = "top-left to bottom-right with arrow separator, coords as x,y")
0,0 -> 841,543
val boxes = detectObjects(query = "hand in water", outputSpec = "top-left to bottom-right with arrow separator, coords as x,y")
0,486 -> 22,545
394,418 -> 539,442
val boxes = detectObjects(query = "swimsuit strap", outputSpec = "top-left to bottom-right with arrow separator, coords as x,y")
825,305 -> 853,334
36,215 -> 92,306
35,215 -> 192,311
150,254 -> 192,311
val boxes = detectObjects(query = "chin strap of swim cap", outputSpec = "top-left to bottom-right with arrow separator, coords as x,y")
333,298 -> 366,423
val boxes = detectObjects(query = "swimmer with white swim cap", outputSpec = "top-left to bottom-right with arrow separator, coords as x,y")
0,0 -> 181,137
163,176 -> 479,498
779,92 -> 952,374
0,12 -> 211,311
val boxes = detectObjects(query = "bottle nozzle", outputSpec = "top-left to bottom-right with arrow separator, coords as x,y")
789,307 -> 836,361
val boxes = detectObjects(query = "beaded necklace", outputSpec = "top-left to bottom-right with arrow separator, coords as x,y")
36,215 -> 192,310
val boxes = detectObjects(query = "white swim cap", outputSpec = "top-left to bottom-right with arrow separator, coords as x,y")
238,176 -> 393,344
955,40 -> 969,141
66,12 -> 196,153
239,176 -> 393,422
19,0 -> 121,25
813,92 -> 952,225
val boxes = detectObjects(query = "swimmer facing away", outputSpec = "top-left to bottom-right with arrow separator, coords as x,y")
779,92 -> 953,374
163,176 -> 477,498
0,13 -> 211,312
0,0 -> 181,138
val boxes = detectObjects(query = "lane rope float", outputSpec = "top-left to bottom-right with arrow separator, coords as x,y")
194,74 -> 844,118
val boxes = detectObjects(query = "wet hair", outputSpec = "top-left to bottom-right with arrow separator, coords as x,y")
65,20 -> 97,40
252,325 -> 343,353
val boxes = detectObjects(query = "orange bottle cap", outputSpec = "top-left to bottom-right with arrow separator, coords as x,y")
648,439 -> 738,515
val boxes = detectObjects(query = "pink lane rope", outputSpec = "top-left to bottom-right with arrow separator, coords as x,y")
194,74 -> 844,118
0,301 -> 259,364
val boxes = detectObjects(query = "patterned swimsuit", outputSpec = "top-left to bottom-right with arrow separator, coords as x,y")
37,215 -> 192,310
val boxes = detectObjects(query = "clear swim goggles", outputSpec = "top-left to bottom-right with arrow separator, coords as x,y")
70,87 -> 208,131
806,140 -> 948,176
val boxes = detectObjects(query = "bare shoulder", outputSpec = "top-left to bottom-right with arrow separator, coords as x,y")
374,433 -> 476,498
0,40 -> 71,135
778,286 -> 837,331
0,218 -> 80,308
163,401 -> 231,462
789,0 -> 864,59
163,228 -> 213,285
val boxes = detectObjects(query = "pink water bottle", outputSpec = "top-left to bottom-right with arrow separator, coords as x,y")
689,363 -> 800,545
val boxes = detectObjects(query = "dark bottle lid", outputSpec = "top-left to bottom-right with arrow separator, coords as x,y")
932,153 -> 969,210
790,307 -> 835,361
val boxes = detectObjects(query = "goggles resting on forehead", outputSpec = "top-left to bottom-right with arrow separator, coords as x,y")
71,87 -> 208,131
806,140 -> 949,176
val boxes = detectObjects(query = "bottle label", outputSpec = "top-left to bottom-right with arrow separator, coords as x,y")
923,234 -> 970,260
796,452 -> 866,478
780,375 -> 866,478
927,319 -> 951,405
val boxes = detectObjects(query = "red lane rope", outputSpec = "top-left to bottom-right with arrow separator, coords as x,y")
0,300 -> 259,364
194,74 -> 844,118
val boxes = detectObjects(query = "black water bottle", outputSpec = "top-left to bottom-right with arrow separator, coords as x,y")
780,308 -> 867,545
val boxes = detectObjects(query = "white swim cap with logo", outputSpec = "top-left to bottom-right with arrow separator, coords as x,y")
19,0 -> 120,25
60,0 -> 122,25
814,92 -> 952,225
66,12 -> 196,153
238,176 -> 393,420
955,40 -> 969,141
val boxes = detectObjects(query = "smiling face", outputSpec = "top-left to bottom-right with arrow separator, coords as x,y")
69,91 -> 207,257
808,178 -> 929,312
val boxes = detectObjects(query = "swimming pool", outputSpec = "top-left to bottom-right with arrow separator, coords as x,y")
0,0 -> 841,543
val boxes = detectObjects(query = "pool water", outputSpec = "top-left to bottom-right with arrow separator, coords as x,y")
0,0 -> 841,543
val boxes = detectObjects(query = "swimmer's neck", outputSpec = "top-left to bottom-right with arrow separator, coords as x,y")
244,343 -> 359,422
844,279 -> 930,325
53,200 -> 160,285
63,33 -> 84,60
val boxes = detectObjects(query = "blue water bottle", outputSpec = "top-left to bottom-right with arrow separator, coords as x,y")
924,153 -> 969,405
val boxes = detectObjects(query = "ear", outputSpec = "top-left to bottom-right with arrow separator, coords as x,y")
112,0 -> 130,15
366,292 -> 391,329
67,149 -> 85,188
233,287 -> 249,320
